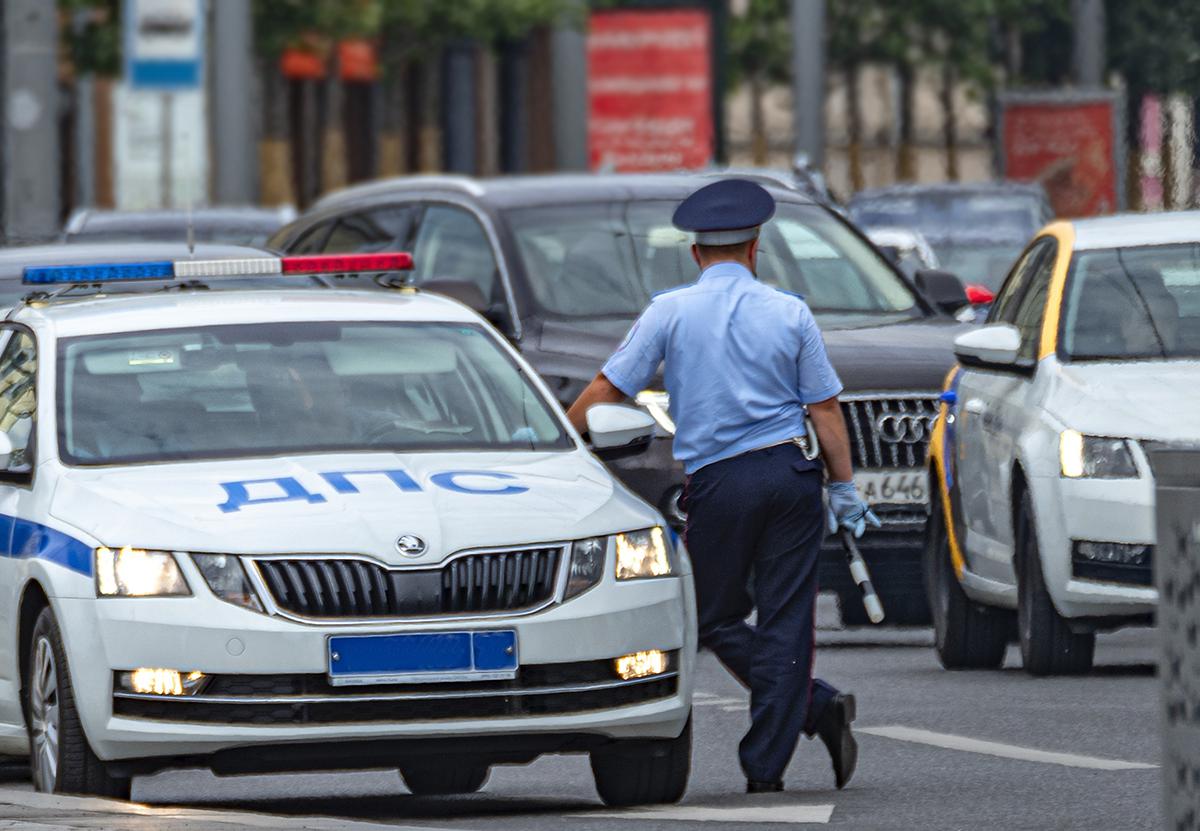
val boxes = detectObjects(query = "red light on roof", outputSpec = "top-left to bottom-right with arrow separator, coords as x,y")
280,253 -> 414,274
965,284 -> 995,305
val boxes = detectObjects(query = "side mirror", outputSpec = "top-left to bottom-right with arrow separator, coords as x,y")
915,268 -> 969,314
954,324 -> 1024,371
877,244 -> 902,266
0,431 -> 14,469
421,279 -> 489,314
586,404 -> 655,461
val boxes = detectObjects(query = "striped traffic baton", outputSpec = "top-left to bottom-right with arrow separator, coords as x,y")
840,529 -> 885,624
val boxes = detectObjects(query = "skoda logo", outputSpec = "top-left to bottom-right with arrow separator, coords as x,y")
395,534 -> 427,557
876,413 -> 931,445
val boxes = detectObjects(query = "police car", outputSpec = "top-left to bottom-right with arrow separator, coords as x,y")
0,252 -> 696,804
926,214 -> 1200,675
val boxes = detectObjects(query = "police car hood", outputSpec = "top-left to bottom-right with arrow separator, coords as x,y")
1050,360 -> 1200,442
49,450 -> 655,564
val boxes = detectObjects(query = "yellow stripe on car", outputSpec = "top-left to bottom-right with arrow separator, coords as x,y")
929,365 -> 968,578
1038,221 -> 1076,360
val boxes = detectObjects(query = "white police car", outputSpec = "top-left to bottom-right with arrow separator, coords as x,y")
0,253 -> 696,805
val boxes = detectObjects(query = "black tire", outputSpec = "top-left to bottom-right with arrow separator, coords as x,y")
590,715 -> 691,807
924,498 -> 1009,669
24,607 -> 131,799
1016,491 -> 1095,676
400,762 -> 489,795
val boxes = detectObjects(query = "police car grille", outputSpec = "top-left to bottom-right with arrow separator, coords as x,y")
840,395 -> 940,469
254,548 -> 562,619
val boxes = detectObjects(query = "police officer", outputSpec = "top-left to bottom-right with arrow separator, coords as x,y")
567,179 -> 879,793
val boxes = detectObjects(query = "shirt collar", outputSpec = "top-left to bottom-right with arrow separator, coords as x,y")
697,262 -> 755,283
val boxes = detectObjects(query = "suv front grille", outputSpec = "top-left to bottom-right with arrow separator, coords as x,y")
841,394 -> 941,469
253,547 -> 562,619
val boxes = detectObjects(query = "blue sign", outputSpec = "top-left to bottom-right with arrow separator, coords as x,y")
124,0 -> 205,91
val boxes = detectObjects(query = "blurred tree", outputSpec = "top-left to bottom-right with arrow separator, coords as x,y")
728,0 -> 792,166
828,0 -> 882,189
61,0 -> 121,77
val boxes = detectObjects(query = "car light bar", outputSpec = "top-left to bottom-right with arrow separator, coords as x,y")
23,252 -> 414,285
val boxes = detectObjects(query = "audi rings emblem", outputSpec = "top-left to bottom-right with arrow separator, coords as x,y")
876,413 -> 931,444
395,534 -> 428,557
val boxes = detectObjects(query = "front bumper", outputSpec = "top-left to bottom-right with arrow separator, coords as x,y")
56,573 -> 695,764
1030,472 -> 1158,620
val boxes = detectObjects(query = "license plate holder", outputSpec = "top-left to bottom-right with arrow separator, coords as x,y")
854,469 -> 928,506
327,630 -> 518,686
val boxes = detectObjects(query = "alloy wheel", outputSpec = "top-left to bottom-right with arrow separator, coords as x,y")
29,636 -> 60,792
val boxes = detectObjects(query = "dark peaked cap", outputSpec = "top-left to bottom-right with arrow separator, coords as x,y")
672,179 -> 777,245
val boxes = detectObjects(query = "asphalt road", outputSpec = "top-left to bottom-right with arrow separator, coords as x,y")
120,604 -> 1162,831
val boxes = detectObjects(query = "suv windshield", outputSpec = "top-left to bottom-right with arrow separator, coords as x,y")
58,321 -> 570,465
1062,244 -> 1200,361
507,201 -> 920,327
850,192 -> 1045,241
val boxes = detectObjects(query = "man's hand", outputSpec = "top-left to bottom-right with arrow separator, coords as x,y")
826,480 -> 881,538
566,373 -> 627,435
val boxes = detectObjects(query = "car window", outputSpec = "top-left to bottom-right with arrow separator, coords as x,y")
0,329 -> 37,472
321,206 -> 416,254
990,238 -> 1054,324
288,221 -> 335,255
1062,243 -> 1200,360
1009,246 -> 1056,363
411,205 -> 499,302
58,321 -> 570,466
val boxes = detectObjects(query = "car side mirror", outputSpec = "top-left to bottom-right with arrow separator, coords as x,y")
0,431 -> 14,469
915,268 -> 969,314
421,279 -> 489,314
586,404 -> 655,461
954,324 -> 1025,372
877,245 -> 902,266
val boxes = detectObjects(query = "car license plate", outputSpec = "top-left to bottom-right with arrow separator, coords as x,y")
327,631 -> 518,686
854,470 -> 927,506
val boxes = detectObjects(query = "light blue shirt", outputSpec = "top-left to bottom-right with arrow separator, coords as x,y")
602,262 -> 842,474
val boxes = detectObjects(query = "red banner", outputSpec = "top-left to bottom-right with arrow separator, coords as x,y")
587,9 -> 713,172
1001,97 -> 1119,218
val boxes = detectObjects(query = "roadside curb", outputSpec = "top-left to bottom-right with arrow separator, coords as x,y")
0,786 -> 437,830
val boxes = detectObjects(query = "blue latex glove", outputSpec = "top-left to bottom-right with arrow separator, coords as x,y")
826,480 -> 882,538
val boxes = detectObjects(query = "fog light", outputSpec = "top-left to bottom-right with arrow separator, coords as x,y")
121,668 -> 207,696
615,650 -> 669,681
1073,541 -> 1151,566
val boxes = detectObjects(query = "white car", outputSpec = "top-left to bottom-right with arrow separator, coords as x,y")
0,253 -> 696,804
926,213 -> 1200,675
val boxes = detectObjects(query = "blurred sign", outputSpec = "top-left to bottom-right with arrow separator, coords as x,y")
587,9 -> 713,171
998,91 -> 1124,217
124,0 -> 204,89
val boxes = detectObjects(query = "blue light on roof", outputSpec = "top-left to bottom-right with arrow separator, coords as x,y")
23,261 -> 176,285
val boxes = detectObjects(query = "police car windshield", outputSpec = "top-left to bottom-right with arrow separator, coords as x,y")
57,321 -> 571,466
507,201 -> 920,325
1062,243 -> 1200,361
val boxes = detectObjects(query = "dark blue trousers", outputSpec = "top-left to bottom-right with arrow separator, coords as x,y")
683,442 -> 837,784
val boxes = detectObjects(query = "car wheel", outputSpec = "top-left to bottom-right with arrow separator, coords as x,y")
590,715 -> 691,807
400,762 -> 489,795
1016,490 -> 1095,676
924,497 -> 1009,669
25,607 -> 131,798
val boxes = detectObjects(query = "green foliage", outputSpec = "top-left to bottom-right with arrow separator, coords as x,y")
727,0 -> 792,89
1106,0 -> 1200,97
61,0 -> 121,76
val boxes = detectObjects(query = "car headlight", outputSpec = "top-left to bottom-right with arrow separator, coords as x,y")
615,527 -> 674,580
1059,430 -> 1138,478
565,537 -> 607,599
635,389 -> 675,435
191,554 -> 264,612
95,547 -> 189,597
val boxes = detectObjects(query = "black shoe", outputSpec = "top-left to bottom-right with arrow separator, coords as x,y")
813,692 -> 857,789
746,779 -> 784,794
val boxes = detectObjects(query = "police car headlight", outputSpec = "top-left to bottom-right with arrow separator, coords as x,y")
1059,430 -> 1138,479
565,537 -> 607,599
95,547 -> 189,597
191,554 -> 264,612
615,527 -> 675,580
635,390 -> 675,436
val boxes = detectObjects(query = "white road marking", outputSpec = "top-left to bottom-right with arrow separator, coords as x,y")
580,803 -> 834,823
859,725 -> 1159,771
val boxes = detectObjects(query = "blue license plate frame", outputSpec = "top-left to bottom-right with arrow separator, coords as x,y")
327,630 -> 519,686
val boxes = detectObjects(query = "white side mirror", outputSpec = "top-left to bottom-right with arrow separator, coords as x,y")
586,404 -> 656,460
954,324 -> 1023,369
0,431 -> 14,469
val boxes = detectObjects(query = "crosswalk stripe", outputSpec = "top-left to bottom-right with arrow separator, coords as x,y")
859,725 -> 1158,771
579,803 -> 835,823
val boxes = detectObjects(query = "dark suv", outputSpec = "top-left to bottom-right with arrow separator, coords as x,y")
268,174 -> 969,624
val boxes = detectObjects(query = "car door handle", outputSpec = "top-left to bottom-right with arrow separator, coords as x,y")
963,399 -> 986,414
